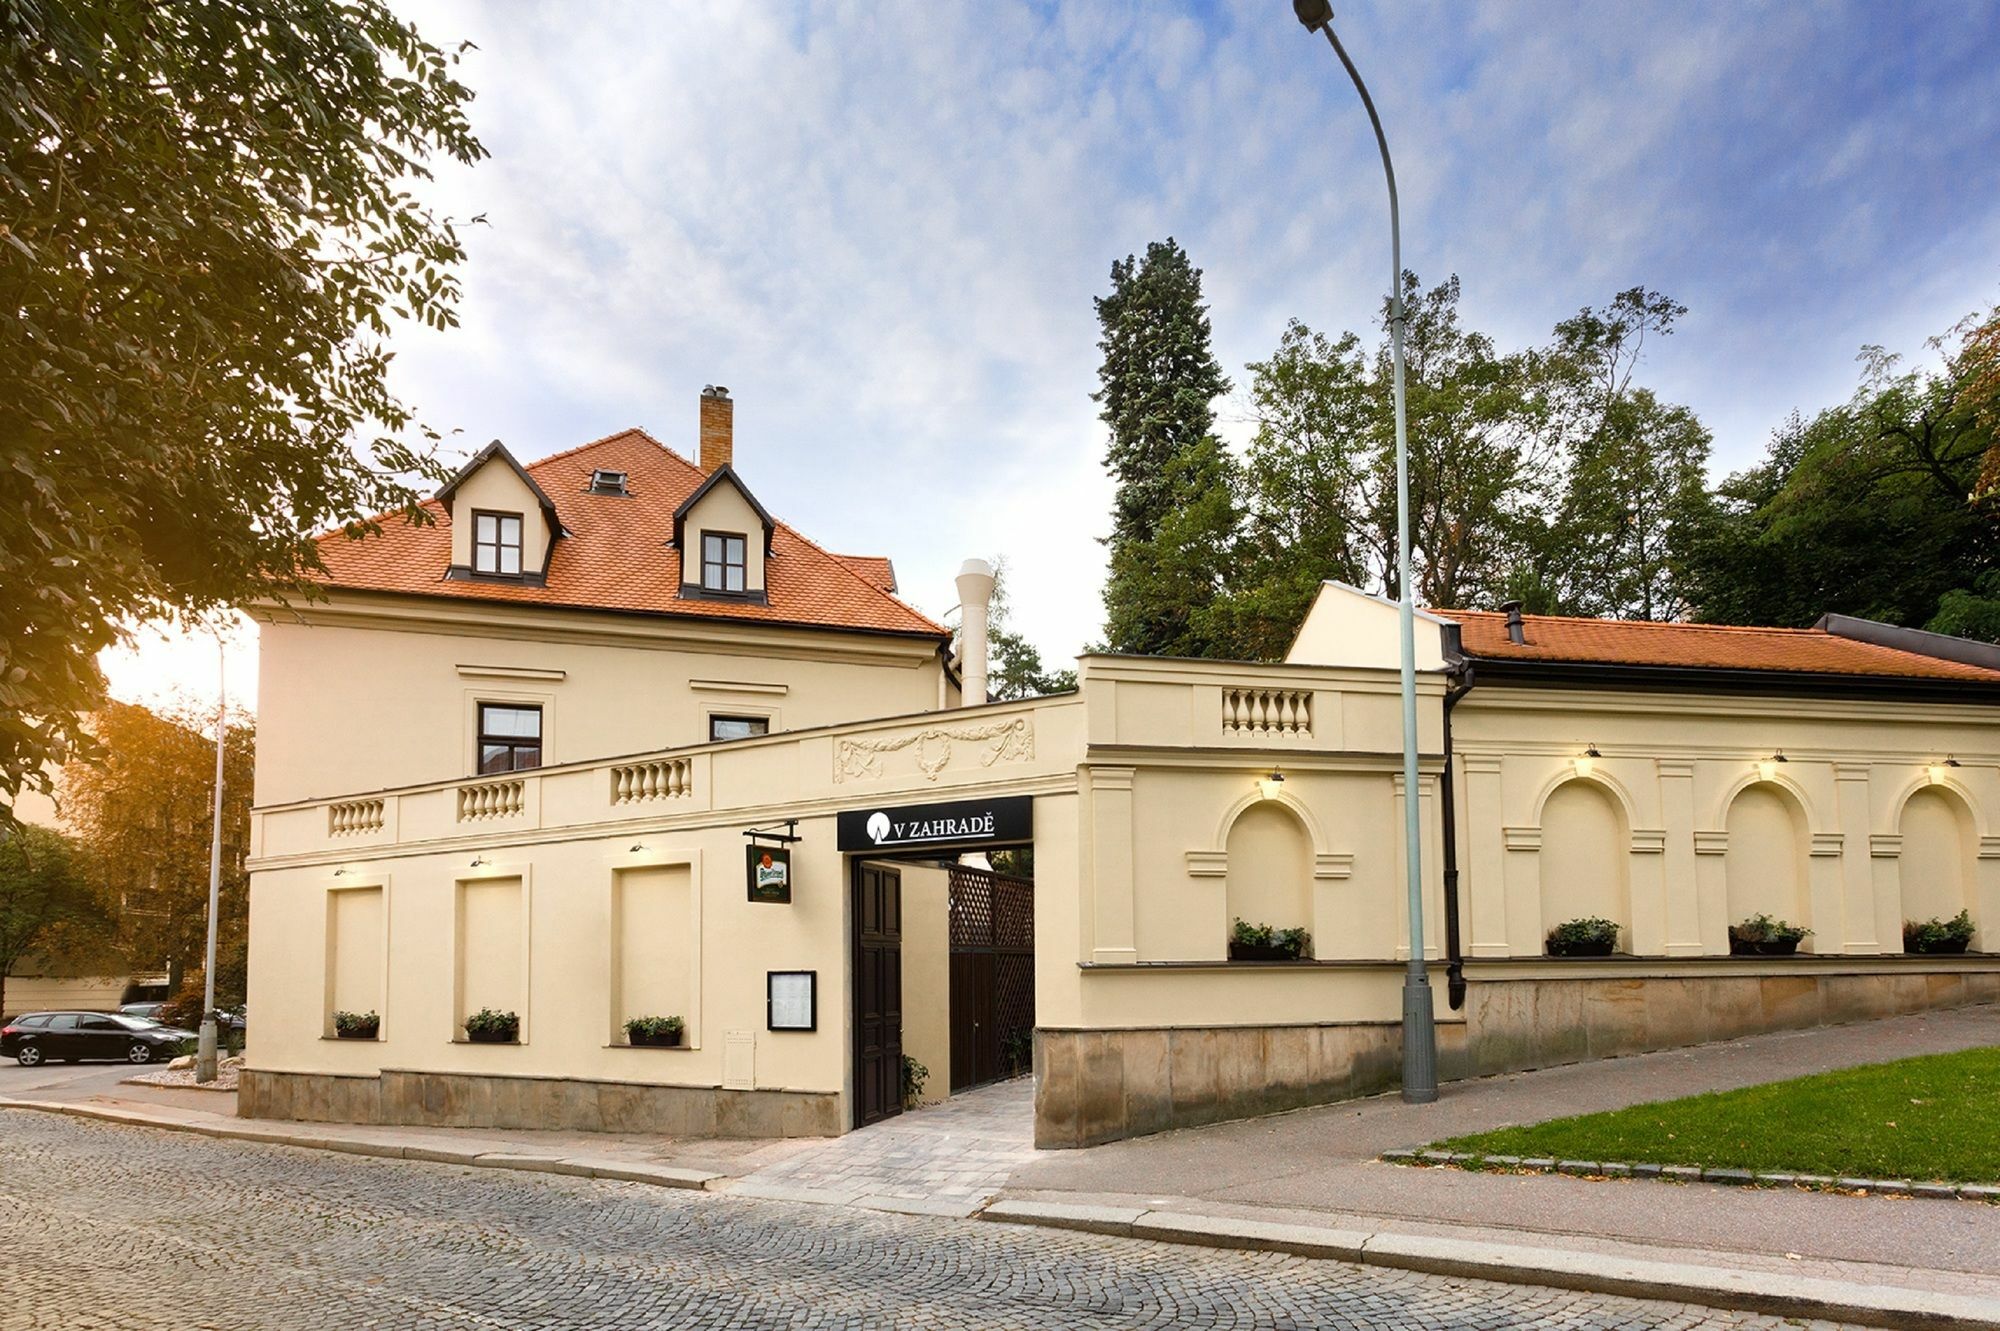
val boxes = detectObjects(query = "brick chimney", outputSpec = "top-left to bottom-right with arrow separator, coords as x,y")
699,385 -> 733,472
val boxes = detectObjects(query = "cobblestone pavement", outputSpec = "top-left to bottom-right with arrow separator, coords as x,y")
0,1110 -> 1860,1331
734,1075 -> 1037,1213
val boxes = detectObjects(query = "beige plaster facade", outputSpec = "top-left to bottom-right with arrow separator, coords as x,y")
244,583 -> 2000,1145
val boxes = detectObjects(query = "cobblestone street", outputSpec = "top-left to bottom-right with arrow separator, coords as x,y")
0,1111 -> 1864,1331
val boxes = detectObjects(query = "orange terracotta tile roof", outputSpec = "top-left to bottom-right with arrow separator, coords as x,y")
834,555 -> 897,594
313,428 -> 948,640
1437,609 -> 2000,684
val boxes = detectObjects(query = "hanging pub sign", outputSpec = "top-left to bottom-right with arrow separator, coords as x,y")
836,794 -> 1033,853
746,844 -> 792,903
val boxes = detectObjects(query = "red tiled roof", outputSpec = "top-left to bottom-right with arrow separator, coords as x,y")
1436,610 -> 2000,684
834,555 -> 897,594
313,429 -> 948,640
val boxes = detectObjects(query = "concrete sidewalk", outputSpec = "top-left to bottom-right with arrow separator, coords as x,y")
998,1004 -> 2000,1317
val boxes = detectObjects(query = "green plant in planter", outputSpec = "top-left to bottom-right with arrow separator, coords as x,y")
624,1015 -> 685,1047
332,1009 -> 380,1039
1545,917 -> 1620,957
1229,918 -> 1312,961
1728,914 -> 1811,955
1905,910 -> 1977,954
463,1007 -> 520,1043
901,1054 -> 930,1109
1001,1027 -> 1033,1077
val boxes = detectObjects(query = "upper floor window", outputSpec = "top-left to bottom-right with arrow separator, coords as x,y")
473,511 -> 524,576
702,532 -> 747,593
478,703 -> 542,773
709,715 -> 770,742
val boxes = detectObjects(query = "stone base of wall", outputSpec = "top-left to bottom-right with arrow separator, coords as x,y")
238,1068 -> 841,1138
1034,1022 -> 1472,1149
1036,963 -> 2000,1149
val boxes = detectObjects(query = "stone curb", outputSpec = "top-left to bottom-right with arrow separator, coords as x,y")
0,1098 -> 723,1191
978,1199 -> 2000,1331
1380,1147 -> 2000,1203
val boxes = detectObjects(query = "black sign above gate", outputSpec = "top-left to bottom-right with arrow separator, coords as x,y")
837,794 -> 1032,852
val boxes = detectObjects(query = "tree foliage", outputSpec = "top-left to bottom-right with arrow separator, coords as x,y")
1682,322 -> 1996,636
0,821 -> 111,1017
59,701 -> 254,1003
0,0 -> 485,821
1094,239 -> 1240,657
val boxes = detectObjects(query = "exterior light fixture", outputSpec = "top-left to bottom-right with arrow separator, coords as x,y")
1929,756 -> 1960,785
1574,745 -> 1601,779
1259,770 -> 1286,802
1758,750 -> 1787,783
469,855 -> 489,868
629,843 -> 648,853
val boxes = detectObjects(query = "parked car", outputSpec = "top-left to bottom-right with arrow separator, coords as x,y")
119,1001 -> 167,1022
1,1011 -> 196,1066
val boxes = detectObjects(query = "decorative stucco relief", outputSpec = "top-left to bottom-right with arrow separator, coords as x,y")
833,716 -> 1035,783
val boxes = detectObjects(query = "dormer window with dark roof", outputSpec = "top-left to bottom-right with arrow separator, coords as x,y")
702,532 -> 747,593
589,469 -> 628,495
472,511 -> 523,576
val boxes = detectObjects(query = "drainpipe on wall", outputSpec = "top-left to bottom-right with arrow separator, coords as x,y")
954,558 -> 996,708
1440,647 -> 1476,1011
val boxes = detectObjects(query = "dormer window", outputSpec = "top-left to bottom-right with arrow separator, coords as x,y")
472,511 -> 524,576
702,532 -> 747,593
589,469 -> 628,496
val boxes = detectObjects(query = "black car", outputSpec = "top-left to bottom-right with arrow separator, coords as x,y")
1,1011 -> 196,1066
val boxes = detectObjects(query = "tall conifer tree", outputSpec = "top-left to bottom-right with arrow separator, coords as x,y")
1093,239 -> 1238,656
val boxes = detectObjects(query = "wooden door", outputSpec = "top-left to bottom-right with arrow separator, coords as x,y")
852,862 -> 903,1128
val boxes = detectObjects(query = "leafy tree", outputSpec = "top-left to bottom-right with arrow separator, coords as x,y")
1524,289 -> 1713,620
1226,274 -> 1552,656
0,1 -> 485,823
1682,323 -> 1996,636
0,823 -> 111,1018
1094,239 -> 1240,656
977,558 -> 1078,702
60,701 -> 254,1001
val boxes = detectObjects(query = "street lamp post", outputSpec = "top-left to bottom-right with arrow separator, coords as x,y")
195,635 -> 226,1084
1293,0 -> 1438,1102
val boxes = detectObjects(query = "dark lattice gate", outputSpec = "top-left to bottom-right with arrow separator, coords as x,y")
947,865 -> 1034,1092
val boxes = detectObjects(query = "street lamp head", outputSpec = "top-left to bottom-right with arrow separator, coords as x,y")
1293,0 -> 1333,32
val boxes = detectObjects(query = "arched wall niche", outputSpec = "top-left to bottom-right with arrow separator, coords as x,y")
1899,784 -> 1977,936
1538,778 -> 1632,948
1723,781 -> 1811,942
1224,801 -> 1313,939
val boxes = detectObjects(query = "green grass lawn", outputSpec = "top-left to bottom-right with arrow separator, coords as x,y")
1436,1046 -> 2000,1183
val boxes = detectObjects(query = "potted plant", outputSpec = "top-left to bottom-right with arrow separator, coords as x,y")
332,1009 -> 380,1040
1229,918 -> 1312,962
1904,910 -> 1976,954
624,1014 -> 685,1048
1728,913 -> 1811,956
901,1054 -> 930,1110
463,1007 -> 520,1044
1545,917 -> 1620,958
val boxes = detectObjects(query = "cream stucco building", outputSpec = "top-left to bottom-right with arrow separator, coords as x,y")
243,392 -> 2000,1147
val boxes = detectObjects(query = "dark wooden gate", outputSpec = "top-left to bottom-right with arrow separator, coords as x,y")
948,865 -> 1034,1092
852,862 -> 903,1127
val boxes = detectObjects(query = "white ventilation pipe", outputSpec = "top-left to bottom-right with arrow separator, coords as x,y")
954,558 -> 996,707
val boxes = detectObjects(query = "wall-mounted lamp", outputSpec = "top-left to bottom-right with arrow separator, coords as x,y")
1758,750 -> 1788,783
469,855 -> 489,868
1258,769 -> 1286,802
1929,756 -> 1961,785
332,867 -> 349,877
1574,744 -> 1601,779
629,843 -> 648,853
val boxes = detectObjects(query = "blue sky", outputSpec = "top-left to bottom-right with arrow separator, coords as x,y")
108,0 -> 2000,710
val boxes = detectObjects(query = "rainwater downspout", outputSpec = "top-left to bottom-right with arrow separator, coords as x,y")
1440,655 -> 1475,1011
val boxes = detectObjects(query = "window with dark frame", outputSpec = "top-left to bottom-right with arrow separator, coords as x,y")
478,703 -> 543,773
472,511 -> 524,576
701,532 -> 747,593
709,715 -> 770,742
